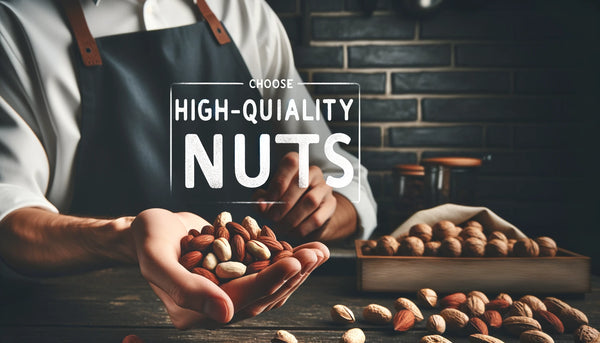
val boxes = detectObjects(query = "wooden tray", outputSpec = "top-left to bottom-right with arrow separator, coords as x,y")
355,240 -> 591,294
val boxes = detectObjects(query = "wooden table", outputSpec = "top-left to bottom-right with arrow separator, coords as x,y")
1,256 -> 598,343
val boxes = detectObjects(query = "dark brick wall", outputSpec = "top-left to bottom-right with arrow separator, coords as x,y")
267,0 -> 600,271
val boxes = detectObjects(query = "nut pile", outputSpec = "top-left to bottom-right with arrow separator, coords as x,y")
329,288 -> 598,343
179,212 -> 295,284
361,219 -> 559,258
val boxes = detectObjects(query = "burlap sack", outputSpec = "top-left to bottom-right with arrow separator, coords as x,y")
390,203 -> 527,239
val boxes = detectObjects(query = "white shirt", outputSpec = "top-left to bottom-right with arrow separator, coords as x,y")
0,0 -> 377,238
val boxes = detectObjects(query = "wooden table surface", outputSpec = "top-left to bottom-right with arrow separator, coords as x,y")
1,256 -> 598,343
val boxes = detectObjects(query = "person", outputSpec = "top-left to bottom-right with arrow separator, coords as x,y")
0,0 -> 377,328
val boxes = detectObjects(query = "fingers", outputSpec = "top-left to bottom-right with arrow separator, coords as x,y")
132,209 -> 234,323
264,152 -> 300,210
288,190 -> 336,238
270,166 -> 327,223
221,256 -> 301,311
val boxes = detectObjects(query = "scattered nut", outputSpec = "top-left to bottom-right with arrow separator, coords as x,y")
440,308 -> 469,332
507,301 -> 533,318
440,292 -> 467,309
418,288 -> 438,308
496,293 -> 513,305
481,310 -> 503,330
519,329 -> 554,343
393,309 -> 416,332
542,297 -> 570,314
420,334 -> 452,343
466,317 -> 489,336
331,304 -> 356,324
469,333 -> 505,343
486,299 -> 511,313
574,325 -> 600,343
362,304 -> 392,324
519,295 -> 547,312
272,330 -> 298,343
463,295 -> 486,317
339,328 -> 365,343
394,297 -> 424,321
533,310 -> 564,334
557,307 -> 589,333
502,316 -> 542,336
426,314 -> 446,334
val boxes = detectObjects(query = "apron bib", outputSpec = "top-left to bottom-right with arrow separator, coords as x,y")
61,0 -> 270,219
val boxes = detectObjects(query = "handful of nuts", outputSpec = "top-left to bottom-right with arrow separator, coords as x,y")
361,219 -> 559,258
178,212 -> 295,284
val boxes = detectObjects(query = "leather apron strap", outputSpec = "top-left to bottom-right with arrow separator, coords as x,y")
60,0 -> 231,67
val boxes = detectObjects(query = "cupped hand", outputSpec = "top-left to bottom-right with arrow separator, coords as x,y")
130,208 -> 329,329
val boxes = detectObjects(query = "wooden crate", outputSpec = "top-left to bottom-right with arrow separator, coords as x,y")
355,240 -> 591,294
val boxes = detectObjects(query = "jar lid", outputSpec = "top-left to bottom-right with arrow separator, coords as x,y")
421,157 -> 482,167
393,164 -> 425,176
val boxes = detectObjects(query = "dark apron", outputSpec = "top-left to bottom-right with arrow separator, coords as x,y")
60,0 -> 270,220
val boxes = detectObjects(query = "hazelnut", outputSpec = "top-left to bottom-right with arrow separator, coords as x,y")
375,235 -> 399,256
535,236 -> 558,257
460,227 -> 488,242
488,231 -> 508,243
513,238 -> 540,257
439,237 -> 462,257
424,241 -> 441,256
409,223 -> 433,243
485,239 -> 508,257
432,220 -> 460,241
463,237 -> 486,257
398,236 -> 425,256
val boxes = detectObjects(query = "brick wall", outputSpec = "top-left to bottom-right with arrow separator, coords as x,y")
267,0 -> 600,269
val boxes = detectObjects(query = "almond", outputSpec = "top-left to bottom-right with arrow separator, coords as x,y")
469,334 -> 505,343
519,330 -> 554,343
179,251 -> 203,270
420,335 -> 452,343
246,260 -> 270,274
257,235 -> 284,252
574,325 -> 600,343
486,299 -> 511,313
226,222 -> 251,241
231,234 -> 246,262
180,234 -> 194,253
190,234 -> 214,252
417,288 -> 438,308
463,295 -> 486,317
215,226 -> 230,240
533,310 -> 564,334
191,267 -> 220,285
440,292 -> 467,309
362,304 -> 392,324
440,308 -> 469,332
496,293 -> 513,305
519,295 -> 547,312
481,310 -> 503,330
426,314 -> 446,334
260,225 -> 277,239
241,216 -> 261,240
502,316 -> 542,336
393,309 -> 416,332
199,225 -> 214,236
330,304 -> 356,324
394,297 -> 424,322
466,317 -> 489,336
280,240 -> 293,251
271,250 -> 294,263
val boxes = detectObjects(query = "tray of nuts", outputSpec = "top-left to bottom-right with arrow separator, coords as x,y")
179,212 -> 295,285
356,220 -> 591,294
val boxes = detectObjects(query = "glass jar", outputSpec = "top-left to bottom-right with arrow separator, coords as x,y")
392,164 -> 425,222
421,157 -> 482,207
